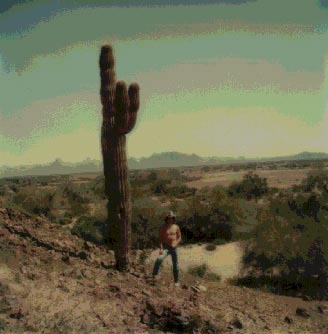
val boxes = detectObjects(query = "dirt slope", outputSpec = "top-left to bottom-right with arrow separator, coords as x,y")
0,208 -> 328,334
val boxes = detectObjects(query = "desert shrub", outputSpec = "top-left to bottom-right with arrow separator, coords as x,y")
61,182 -> 90,216
13,188 -> 55,217
70,201 -> 89,216
131,205 -> 165,249
179,187 -> 244,243
228,172 -> 269,200
206,272 -> 221,282
71,216 -> 108,246
288,193 -> 323,222
90,176 -> 106,199
151,179 -> 171,194
57,217 -> 71,225
205,244 -> 216,251
146,171 -> 158,182
241,191 -> 328,299
62,183 -> 90,204
188,264 -> 208,278
138,250 -> 151,265
0,186 -> 6,196
300,169 -> 328,193
165,184 -> 196,198
201,166 -> 210,172
212,238 -> 227,246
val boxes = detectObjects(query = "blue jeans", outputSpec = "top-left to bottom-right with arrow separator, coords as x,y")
152,245 -> 179,283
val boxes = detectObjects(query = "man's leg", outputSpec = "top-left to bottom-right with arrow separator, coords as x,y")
170,247 -> 179,284
152,249 -> 169,277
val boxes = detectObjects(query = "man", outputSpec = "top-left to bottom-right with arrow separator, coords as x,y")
152,211 -> 182,286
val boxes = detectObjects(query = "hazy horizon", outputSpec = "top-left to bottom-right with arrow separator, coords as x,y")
2,150 -> 328,169
1,0 -> 328,166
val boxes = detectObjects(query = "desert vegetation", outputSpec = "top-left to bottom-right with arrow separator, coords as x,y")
1,159 -> 328,300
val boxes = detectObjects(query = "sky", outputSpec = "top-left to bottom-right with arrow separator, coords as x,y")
1,0 -> 328,166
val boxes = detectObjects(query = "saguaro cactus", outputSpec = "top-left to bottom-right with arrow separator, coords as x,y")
99,45 -> 140,271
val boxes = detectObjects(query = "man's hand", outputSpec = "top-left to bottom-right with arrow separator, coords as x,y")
159,248 -> 163,255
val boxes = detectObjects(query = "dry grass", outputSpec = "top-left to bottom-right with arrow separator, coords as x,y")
186,168 -> 312,189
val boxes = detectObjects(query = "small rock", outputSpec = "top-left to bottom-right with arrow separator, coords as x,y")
100,261 -> 111,269
61,254 -> 70,263
227,324 -> 234,331
198,285 -> 207,292
26,272 -> 36,280
232,319 -> 243,329
20,266 -> 27,275
141,312 -> 151,325
84,241 -> 93,250
191,286 -> 200,293
142,289 -> 152,297
62,268 -> 74,277
284,316 -> 293,324
230,317 -> 243,329
296,307 -> 310,318
80,269 -> 90,279
108,284 -> 120,292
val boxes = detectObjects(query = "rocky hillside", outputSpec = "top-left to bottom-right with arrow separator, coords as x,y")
0,208 -> 327,334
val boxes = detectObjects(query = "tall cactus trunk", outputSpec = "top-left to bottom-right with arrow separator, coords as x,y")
99,45 -> 140,271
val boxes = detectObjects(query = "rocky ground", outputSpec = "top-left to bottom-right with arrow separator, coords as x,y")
0,208 -> 328,334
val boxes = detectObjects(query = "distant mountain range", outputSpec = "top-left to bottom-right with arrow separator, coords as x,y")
1,151 -> 328,178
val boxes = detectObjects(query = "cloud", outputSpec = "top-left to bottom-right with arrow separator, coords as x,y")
136,57 -> 324,96
319,0 -> 328,8
1,0 -> 327,72
0,92 -> 99,140
0,0 -> 256,15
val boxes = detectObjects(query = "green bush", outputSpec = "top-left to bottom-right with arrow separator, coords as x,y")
131,204 -> 165,249
228,172 -> 269,200
241,184 -> 328,299
205,244 -> 216,251
165,184 -> 196,198
57,217 -> 71,225
71,216 -> 108,246
13,188 -> 55,217
206,272 -> 221,282
188,264 -> 208,278
179,186 -> 244,243
213,238 -> 227,246
151,179 -> 170,194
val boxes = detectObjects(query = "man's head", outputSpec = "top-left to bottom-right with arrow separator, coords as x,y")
165,211 -> 176,224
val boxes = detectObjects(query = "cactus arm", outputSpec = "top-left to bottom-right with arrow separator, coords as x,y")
125,83 -> 140,133
114,80 -> 130,135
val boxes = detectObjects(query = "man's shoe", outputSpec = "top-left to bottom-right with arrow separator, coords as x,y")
174,282 -> 180,287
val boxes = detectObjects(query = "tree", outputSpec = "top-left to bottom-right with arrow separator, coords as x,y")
228,172 -> 268,200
